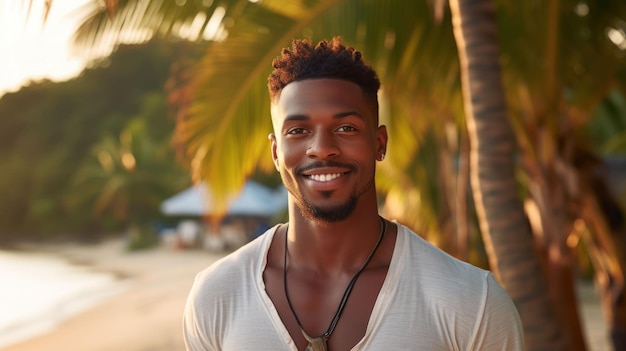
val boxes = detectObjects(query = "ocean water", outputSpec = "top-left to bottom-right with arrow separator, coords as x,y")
0,250 -> 128,349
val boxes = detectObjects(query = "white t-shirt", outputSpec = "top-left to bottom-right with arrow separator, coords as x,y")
183,223 -> 525,350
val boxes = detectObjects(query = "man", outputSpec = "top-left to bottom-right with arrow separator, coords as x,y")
183,37 -> 525,350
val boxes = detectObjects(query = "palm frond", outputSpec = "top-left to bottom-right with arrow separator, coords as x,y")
177,0 -> 340,214
180,0 -> 463,207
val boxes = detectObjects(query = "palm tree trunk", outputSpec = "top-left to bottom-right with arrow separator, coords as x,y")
448,0 -> 567,349
456,128 -> 470,261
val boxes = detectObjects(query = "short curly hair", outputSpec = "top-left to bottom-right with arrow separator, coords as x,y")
267,37 -> 380,105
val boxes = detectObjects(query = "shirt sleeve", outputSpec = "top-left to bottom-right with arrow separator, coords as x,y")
470,273 -> 526,350
183,272 -> 216,351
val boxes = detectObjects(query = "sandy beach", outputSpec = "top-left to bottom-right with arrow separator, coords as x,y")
0,238 -> 613,351
1,239 -> 226,351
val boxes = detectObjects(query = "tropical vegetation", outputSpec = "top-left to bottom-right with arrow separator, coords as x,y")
0,40 -> 193,243
13,0 -> 626,349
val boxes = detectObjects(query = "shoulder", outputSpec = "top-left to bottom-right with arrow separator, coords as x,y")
396,223 -> 514,301
393,224 -> 515,312
380,225 -> 523,350
397,223 -> 491,283
183,226 -> 278,350
393,223 -> 524,349
188,226 -> 276,302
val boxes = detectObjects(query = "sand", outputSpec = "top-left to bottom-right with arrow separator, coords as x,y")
0,238 -> 612,351
1,239 -> 226,351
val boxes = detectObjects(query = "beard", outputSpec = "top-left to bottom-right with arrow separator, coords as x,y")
299,193 -> 358,222
283,160 -> 372,223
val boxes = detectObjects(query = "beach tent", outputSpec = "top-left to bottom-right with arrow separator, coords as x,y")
160,184 -> 210,216
227,181 -> 288,216
160,180 -> 287,217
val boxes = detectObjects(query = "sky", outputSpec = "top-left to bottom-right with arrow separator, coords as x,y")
0,1 -> 91,96
2,1 -> 622,99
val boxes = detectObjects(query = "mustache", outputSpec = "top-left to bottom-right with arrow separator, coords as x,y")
296,160 -> 357,174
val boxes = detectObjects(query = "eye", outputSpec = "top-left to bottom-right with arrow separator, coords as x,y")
336,125 -> 357,132
286,127 -> 308,135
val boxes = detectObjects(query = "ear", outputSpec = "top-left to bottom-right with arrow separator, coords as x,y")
268,133 -> 279,170
376,125 -> 388,161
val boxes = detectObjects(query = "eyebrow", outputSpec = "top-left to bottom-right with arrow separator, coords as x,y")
284,111 -> 365,121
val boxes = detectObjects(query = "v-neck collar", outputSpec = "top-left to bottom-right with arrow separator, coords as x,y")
255,223 -> 406,350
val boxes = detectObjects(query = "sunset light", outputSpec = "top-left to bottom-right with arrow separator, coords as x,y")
0,1 -> 90,96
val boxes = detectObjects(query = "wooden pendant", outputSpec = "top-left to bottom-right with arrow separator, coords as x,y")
302,330 -> 328,351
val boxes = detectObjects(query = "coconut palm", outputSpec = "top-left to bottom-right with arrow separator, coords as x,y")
25,0 -> 626,349
449,0 -> 569,348
69,115 -> 188,234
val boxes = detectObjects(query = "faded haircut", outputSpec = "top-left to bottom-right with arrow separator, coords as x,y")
267,37 -> 380,107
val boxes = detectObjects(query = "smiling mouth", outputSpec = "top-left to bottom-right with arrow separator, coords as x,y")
307,173 -> 343,182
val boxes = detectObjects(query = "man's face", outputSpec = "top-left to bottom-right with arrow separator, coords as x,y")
269,78 -> 387,222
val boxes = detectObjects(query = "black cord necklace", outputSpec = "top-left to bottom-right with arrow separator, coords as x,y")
283,216 -> 387,351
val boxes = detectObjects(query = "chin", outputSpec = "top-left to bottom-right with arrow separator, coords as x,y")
301,196 -> 357,223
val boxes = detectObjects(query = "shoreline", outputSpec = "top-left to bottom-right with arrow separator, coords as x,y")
0,239 -> 612,351
0,248 -> 129,348
1,239 -> 227,351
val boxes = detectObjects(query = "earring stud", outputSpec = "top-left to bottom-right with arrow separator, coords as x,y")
379,153 -> 385,161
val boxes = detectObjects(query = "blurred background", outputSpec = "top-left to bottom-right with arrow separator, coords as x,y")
0,0 -> 625,350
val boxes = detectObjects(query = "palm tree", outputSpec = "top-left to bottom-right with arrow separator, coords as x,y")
26,0 -> 626,349
448,0 -> 568,348
69,116 -> 188,237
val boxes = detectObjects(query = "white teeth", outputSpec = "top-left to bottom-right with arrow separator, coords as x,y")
309,173 -> 342,182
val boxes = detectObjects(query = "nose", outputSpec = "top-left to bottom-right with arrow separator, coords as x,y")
306,130 -> 340,159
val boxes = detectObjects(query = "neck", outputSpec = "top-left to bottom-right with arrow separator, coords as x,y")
285,204 -> 383,275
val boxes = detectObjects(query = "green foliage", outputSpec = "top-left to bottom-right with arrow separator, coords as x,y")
0,40 -> 193,241
67,0 -> 626,244
585,90 -> 626,210
586,90 -> 626,154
